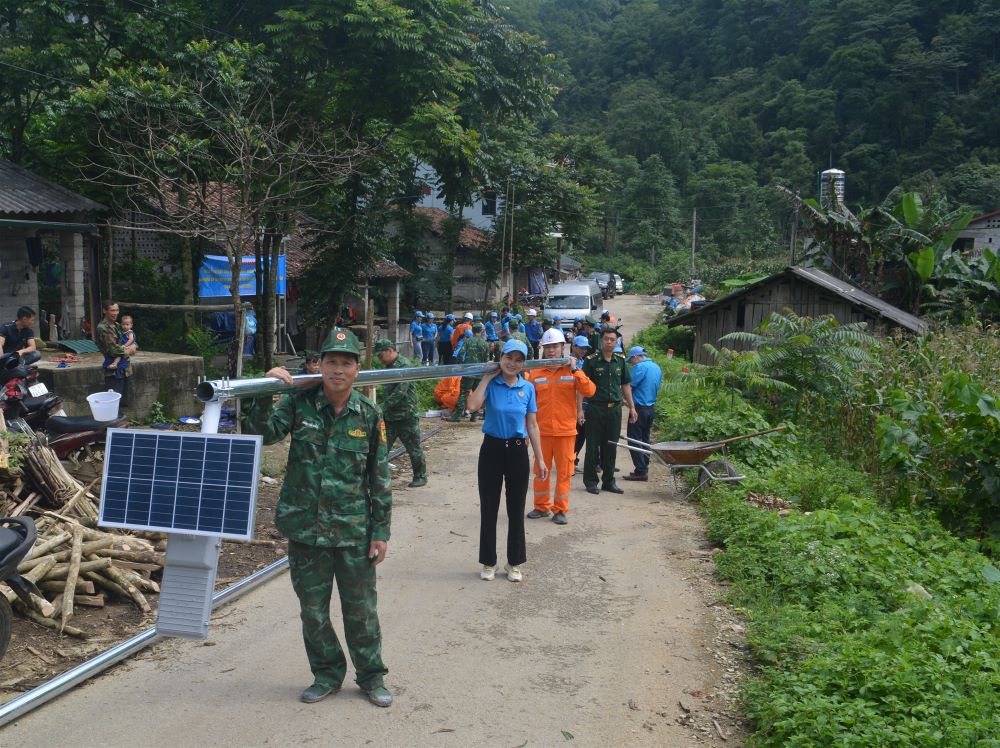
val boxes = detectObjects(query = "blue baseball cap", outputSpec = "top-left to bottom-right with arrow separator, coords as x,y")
574,316 -> 584,322
427,311 -> 435,319
501,339 -> 528,358
445,313 -> 456,320
514,314 -> 522,321
414,310 -> 424,317
572,335 -> 591,348
627,346 -> 647,359
489,311 -> 498,317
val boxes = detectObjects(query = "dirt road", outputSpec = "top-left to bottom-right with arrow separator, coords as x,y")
3,294 -> 748,746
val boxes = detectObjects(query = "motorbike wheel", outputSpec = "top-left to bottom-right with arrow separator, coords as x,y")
0,595 -> 12,662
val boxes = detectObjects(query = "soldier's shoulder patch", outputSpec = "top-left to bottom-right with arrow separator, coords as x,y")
348,427 -> 367,438
586,352 -> 599,360
613,353 -> 626,360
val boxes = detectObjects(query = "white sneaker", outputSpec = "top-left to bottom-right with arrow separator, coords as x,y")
480,565 -> 495,581
505,564 -> 523,582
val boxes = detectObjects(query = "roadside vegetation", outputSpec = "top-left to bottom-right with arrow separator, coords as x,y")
632,317 -> 1000,746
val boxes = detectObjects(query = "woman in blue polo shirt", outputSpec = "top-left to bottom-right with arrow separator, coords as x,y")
467,339 -> 548,582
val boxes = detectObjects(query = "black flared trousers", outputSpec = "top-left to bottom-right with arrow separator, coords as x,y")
478,435 -> 528,567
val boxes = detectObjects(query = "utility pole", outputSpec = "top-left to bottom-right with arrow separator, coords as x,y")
689,208 -> 697,279
789,206 -> 799,265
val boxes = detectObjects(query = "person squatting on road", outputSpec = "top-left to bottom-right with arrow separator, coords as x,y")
374,339 -> 428,488
623,346 -> 663,482
582,325 -> 638,495
525,328 -> 596,525
242,329 -> 394,709
95,300 -> 138,409
467,339 -> 548,583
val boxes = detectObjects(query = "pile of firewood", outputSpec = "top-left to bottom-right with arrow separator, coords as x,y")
1,434 -> 165,638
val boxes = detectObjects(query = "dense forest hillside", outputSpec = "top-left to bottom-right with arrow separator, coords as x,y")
505,0 -> 1000,268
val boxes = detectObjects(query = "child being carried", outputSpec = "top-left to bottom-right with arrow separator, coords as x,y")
103,314 -> 137,379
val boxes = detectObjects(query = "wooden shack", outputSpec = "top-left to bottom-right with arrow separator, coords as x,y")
667,266 -> 927,365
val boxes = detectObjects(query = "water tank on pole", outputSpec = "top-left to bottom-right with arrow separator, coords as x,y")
818,169 -> 846,209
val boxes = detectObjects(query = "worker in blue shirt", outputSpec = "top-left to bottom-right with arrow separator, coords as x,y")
439,313 -> 456,364
467,339 -> 546,583
410,312 -> 424,360
623,346 -> 663,482
484,311 -> 500,360
420,313 -> 438,365
524,309 -> 543,359
514,315 -> 526,334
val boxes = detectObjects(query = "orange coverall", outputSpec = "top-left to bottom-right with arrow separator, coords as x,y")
451,322 -> 472,349
434,376 -> 461,411
526,365 -> 596,513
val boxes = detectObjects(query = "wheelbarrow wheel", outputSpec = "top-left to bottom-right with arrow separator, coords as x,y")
704,460 -> 742,481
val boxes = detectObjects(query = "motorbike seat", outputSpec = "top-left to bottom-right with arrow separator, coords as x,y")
22,395 -> 58,411
45,415 -> 126,435
0,517 -> 36,577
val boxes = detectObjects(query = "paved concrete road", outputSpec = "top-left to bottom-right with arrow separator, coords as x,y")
4,295 -> 742,747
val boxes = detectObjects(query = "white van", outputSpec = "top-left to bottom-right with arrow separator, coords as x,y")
543,280 -> 602,332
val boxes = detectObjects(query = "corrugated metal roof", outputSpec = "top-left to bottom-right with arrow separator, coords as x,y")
0,160 -> 107,216
56,339 -> 100,353
787,266 -> 928,333
668,265 -> 927,334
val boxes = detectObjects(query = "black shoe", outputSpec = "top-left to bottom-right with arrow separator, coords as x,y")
552,511 -> 568,525
585,485 -> 600,495
623,473 -> 648,482
603,482 -> 624,494
526,509 -> 551,519
300,682 -> 339,703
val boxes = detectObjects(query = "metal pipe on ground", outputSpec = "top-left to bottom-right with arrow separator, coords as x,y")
0,424 -> 448,727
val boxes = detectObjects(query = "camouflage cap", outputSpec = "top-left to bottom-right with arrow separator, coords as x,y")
372,339 -> 396,354
584,315 -> 599,326
472,322 -> 484,331
320,328 -> 361,358
599,323 -> 617,334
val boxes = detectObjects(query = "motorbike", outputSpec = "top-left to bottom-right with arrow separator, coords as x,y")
0,516 -> 38,662
0,352 -> 128,460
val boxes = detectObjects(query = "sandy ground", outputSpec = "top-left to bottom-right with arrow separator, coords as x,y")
2,294 -> 750,747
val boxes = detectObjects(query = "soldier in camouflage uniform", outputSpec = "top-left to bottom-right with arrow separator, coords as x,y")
509,319 -> 532,357
451,321 -> 490,422
373,339 -> 427,487
242,328 -> 394,708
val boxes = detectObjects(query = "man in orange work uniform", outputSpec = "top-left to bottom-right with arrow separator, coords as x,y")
524,327 -> 596,525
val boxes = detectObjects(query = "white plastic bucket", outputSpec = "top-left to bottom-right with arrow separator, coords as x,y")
87,390 -> 121,421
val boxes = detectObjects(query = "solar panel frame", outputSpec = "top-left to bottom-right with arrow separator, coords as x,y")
98,429 -> 263,540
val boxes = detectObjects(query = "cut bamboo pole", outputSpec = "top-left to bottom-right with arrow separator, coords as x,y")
94,559 -> 151,613
60,525 -> 84,630
23,531 -> 71,562
46,558 -> 111,580
82,571 -> 129,600
93,549 -> 165,564
19,538 -> 114,572
16,603 -> 88,638
39,579 -> 95,595
74,593 -> 105,608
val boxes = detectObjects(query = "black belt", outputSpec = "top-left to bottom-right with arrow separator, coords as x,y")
483,434 -> 526,447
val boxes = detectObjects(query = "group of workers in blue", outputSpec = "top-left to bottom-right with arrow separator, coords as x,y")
408,307 -> 625,364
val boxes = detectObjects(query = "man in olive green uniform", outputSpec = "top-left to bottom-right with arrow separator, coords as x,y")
243,329 -> 394,708
582,325 -> 638,495
584,315 -> 601,353
95,300 -> 138,408
373,339 -> 427,487
451,321 -> 489,422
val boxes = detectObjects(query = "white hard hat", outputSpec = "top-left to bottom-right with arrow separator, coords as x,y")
463,312 -> 473,320
540,327 -> 566,346
527,308 -> 537,316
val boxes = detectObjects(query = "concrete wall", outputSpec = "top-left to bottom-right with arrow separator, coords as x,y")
0,228 -> 40,324
957,213 -> 1000,255
34,351 -> 205,421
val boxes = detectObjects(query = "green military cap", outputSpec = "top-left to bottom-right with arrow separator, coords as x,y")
320,327 -> 362,358
599,323 -> 617,334
472,322 -> 484,331
372,339 -> 396,354
585,315 -> 599,326
473,313 -> 483,321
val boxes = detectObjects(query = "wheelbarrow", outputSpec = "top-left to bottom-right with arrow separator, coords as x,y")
610,426 -> 786,499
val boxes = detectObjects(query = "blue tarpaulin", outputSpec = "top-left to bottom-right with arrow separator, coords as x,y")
198,255 -> 286,298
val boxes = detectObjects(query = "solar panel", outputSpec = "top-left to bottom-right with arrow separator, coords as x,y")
99,429 -> 263,540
